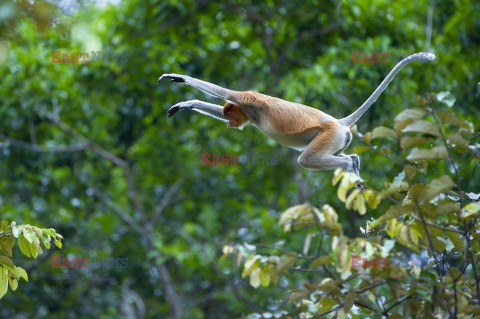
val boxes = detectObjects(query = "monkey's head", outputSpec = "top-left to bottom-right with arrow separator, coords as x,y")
223,102 -> 249,129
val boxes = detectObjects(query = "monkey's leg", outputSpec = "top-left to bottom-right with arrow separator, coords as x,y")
297,127 -> 357,173
167,100 -> 228,123
159,74 -> 242,101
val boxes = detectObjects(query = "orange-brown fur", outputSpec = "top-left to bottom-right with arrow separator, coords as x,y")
223,102 -> 249,128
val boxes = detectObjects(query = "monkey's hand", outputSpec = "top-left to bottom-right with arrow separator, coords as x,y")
167,101 -> 193,118
159,74 -> 187,83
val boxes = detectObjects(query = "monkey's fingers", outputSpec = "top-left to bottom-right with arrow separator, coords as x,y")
167,102 -> 192,118
159,74 -> 186,83
167,105 -> 180,118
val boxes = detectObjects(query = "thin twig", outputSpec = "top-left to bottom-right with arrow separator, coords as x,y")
382,294 -> 414,315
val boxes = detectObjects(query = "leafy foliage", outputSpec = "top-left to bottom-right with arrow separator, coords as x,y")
1,0 -> 479,318
0,220 -> 62,299
225,94 -> 480,317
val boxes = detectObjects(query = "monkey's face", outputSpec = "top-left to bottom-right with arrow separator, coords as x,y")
223,102 -> 249,128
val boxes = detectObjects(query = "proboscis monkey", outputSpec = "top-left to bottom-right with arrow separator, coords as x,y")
160,52 -> 435,176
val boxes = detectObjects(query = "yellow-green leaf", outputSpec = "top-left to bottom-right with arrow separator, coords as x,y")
438,111 -> 473,132
402,120 -> 440,136
0,256 -> 14,269
8,275 -> 18,291
0,267 -> 8,299
436,202 -> 461,215
310,256 -> 333,268
407,146 -> 448,162
423,175 -> 455,202
343,291 -> 357,313
352,145 -> 371,154
355,195 -> 367,215
15,267 -> 28,282
288,288 -> 310,303
364,189 -> 382,209
0,234 -> 13,257
278,255 -> 297,272
241,255 -> 261,278
260,266 -> 271,287
346,188 -> 361,209
376,204 -> 416,225
395,108 -> 427,123
249,268 -> 261,289
372,126 -> 398,140
448,132 -> 469,150
447,231 -> 464,252
54,239 -> 62,249
400,136 -> 432,150
22,228 -> 35,244
18,235 -> 31,258
461,202 -> 480,220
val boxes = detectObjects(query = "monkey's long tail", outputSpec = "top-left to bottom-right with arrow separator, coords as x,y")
338,52 -> 436,127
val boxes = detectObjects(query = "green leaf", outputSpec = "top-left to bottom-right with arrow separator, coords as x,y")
343,291 -> 357,313
15,267 -> 28,282
407,146 -> 448,162
0,256 -> 14,269
448,132 -> 469,150
288,288 -> 310,303
42,234 -> 51,249
8,275 -> 18,291
364,189 -> 381,209
438,111 -> 473,132
0,234 -> 14,257
310,255 -> 333,268
394,108 -> 427,123
374,204 -> 416,226
423,175 -> 455,202
18,235 -> 31,258
352,145 -> 370,154
402,120 -> 440,136
400,136 -> 433,150
447,231 -> 464,252
461,202 -> 480,220
54,239 -> 62,249
356,195 -> 367,215
260,266 -> 270,287
11,225 -> 22,238
249,268 -> 261,289
277,255 -> 297,272
278,204 -> 312,225
0,267 -> 8,299
371,126 -> 398,140
22,227 -> 35,244
435,202 -> 461,215
436,91 -> 456,107
346,188 -> 361,209
241,255 -> 261,279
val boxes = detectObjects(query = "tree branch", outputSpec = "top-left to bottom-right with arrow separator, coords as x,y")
0,133 -> 87,153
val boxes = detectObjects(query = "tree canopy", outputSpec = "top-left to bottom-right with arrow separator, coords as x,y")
0,0 -> 479,318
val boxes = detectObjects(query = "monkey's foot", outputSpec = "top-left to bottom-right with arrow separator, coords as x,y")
159,74 -> 186,83
350,154 -> 360,177
167,101 -> 192,118
354,183 -> 367,191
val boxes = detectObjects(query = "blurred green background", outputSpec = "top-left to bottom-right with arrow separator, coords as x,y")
0,0 -> 478,318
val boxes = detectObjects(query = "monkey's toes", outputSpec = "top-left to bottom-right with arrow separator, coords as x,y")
159,74 -> 186,83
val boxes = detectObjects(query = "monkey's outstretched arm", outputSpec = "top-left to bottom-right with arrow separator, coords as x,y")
159,74 -> 243,102
167,100 -> 228,123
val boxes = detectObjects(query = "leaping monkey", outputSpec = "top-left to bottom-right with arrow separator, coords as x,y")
160,52 -> 435,176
